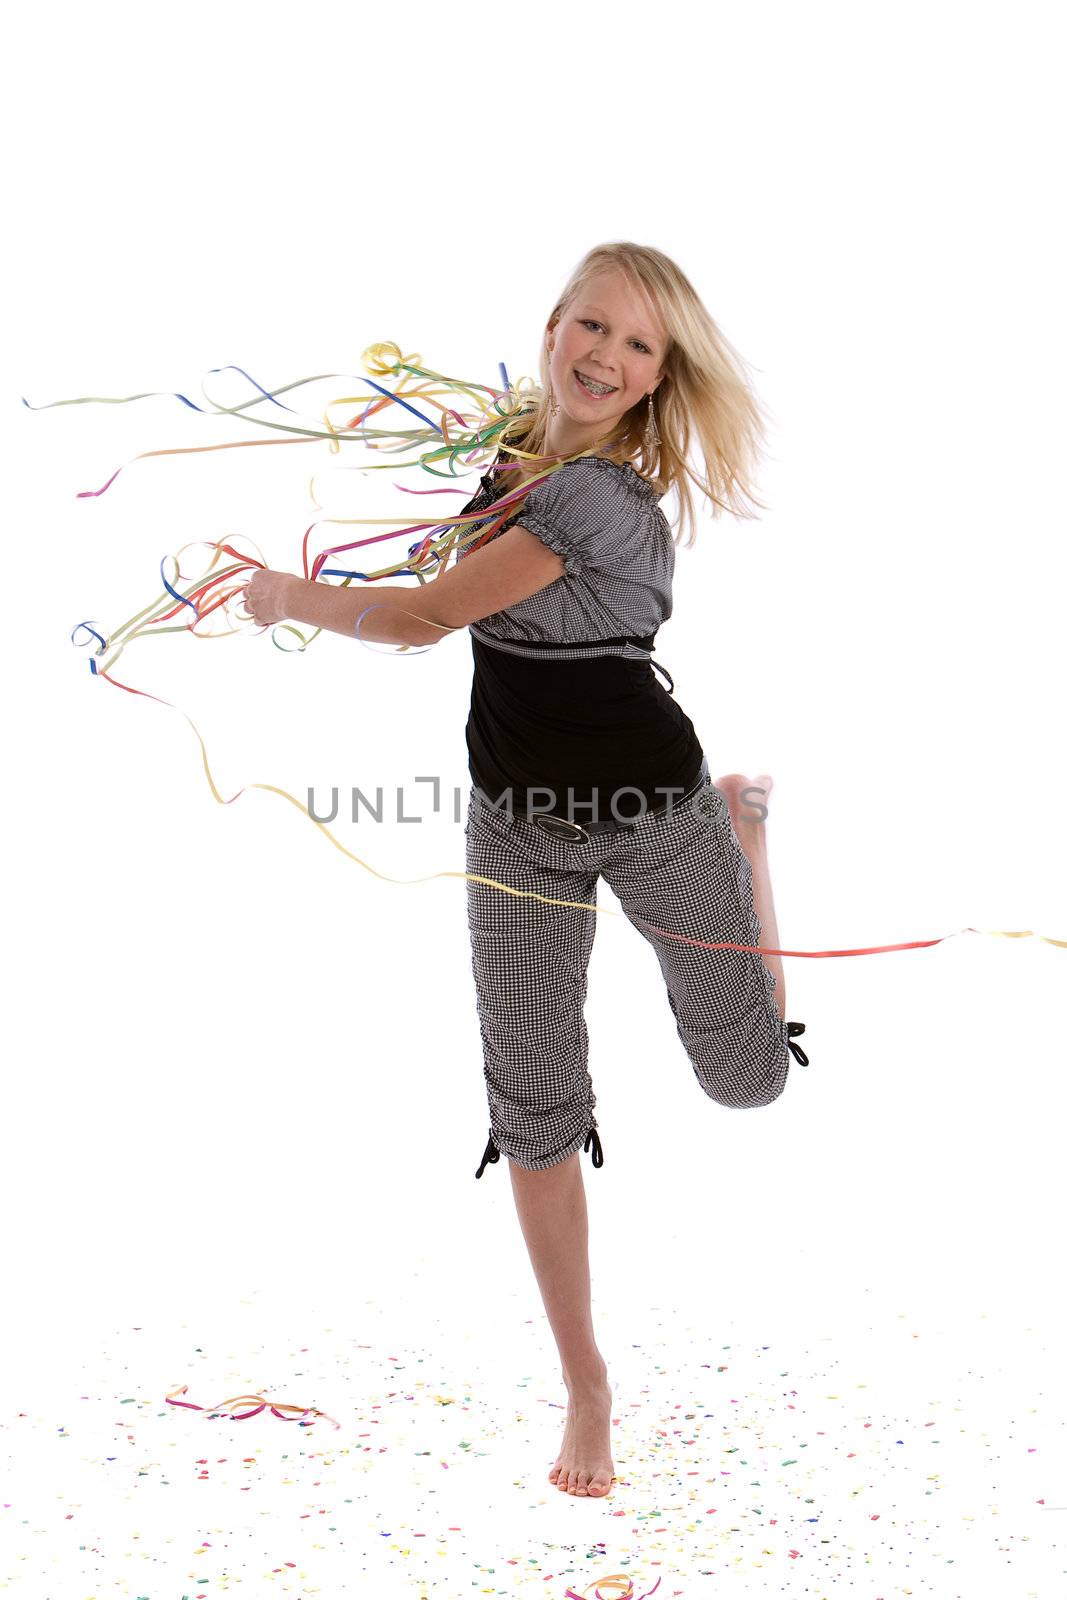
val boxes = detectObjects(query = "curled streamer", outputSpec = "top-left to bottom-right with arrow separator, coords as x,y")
166,1383 -> 340,1430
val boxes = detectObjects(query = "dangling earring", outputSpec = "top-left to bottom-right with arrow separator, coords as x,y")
546,351 -> 560,417
644,390 -> 659,449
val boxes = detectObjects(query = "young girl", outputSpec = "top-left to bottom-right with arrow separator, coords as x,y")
244,241 -> 809,1501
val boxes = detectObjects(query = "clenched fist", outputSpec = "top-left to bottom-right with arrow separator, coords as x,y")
242,569 -> 294,627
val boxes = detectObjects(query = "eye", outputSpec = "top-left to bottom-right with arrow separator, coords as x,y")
580,318 -> 652,354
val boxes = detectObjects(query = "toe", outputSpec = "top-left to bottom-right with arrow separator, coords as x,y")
556,1470 -> 570,1492
574,1471 -> 590,1495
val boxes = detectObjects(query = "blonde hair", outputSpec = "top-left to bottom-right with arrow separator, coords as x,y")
498,241 -> 773,549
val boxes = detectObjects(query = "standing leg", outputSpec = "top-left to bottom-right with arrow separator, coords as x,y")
508,1151 -> 615,1497
507,1151 -> 605,1389
465,797 -> 615,1497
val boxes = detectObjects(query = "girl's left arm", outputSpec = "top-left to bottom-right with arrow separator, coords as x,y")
244,521 -> 565,646
282,575 -> 446,646
243,570 -> 443,646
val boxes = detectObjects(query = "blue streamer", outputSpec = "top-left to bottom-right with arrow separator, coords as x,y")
160,557 -> 200,620
204,364 -> 301,415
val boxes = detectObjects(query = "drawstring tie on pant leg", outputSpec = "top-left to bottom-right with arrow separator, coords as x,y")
785,1021 -> 810,1066
474,1127 -> 604,1178
474,1133 -> 500,1179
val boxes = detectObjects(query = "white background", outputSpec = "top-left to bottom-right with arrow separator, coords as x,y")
3,1 -> 1065,1594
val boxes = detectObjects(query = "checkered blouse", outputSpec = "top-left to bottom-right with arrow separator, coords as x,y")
455,454 -> 677,660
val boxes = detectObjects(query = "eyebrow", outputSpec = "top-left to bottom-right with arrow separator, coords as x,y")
579,305 -> 661,345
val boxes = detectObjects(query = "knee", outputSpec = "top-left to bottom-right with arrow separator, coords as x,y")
690,1030 -> 790,1109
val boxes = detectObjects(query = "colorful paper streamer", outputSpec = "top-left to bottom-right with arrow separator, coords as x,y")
32,345 -> 1064,959
165,1383 -> 340,1430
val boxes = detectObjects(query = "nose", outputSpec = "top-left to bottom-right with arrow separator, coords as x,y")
584,346 -> 620,380
591,332 -> 632,368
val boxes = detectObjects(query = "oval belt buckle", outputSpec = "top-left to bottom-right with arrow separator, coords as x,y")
531,812 -> 590,843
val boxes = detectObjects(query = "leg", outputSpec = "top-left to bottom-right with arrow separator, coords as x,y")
465,801 -> 603,1172
600,776 -> 791,1108
464,796 -> 615,1496
508,1151 -> 614,1497
508,1150 -> 606,1390
713,772 -> 786,1020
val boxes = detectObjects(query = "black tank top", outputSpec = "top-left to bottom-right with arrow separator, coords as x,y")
459,457 -> 706,819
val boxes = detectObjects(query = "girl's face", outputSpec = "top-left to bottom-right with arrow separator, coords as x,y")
545,269 -> 666,444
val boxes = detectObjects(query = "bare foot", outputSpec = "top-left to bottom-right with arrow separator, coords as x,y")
548,1380 -> 615,1497
714,771 -> 773,833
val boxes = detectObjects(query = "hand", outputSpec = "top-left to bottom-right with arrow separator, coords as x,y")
242,568 -> 294,627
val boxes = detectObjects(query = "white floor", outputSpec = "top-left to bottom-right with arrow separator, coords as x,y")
3,1227 -> 1065,1598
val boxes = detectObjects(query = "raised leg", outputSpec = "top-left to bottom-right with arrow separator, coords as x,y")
714,772 -> 787,1021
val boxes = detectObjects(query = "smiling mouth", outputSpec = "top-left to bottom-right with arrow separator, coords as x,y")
575,369 -> 618,396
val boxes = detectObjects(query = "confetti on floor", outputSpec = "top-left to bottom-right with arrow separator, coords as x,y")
1,1284 -> 1064,1596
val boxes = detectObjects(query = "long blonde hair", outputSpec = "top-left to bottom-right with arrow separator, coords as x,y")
498,241 -> 773,549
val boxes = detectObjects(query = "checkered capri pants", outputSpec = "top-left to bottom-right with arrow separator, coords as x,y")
465,768 -> 809,1178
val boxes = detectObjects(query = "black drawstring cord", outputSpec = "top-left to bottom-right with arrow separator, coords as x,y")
786,1021 -> 810,1066
650,659 -> 675,695
474,1133 -> 500,1179
478,1042 -> 802,1182
475,1127 -> 604,1178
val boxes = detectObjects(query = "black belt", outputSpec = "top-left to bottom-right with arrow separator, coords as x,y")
475,756 -> 709,843
521,764 -> 707,840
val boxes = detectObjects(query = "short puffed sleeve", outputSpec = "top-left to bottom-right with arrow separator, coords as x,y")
511,459 -> 637,579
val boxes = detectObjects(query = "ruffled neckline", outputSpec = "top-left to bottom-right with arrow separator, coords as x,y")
480,453 -> 658,503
